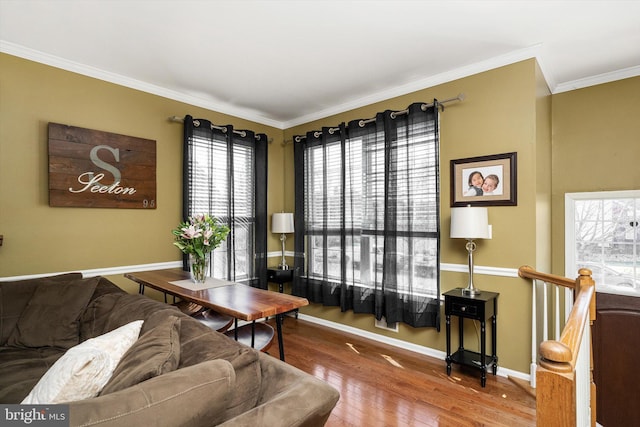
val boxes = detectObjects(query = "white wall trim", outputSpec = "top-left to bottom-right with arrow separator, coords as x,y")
441,263 -> 519,278
267,250 -> 295,259
553,65 -> 640,94
0,259 -> 528,380
282,45 -> 543,128
0,261 -> 182,281
297,313 -> 530,382
2,260 -> 518,281
3,40 -> 636,130
266,254 -> 520,279
1,41 -> 547,131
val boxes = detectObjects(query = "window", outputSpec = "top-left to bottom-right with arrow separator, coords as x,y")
566,190 -> 640,296
184,116 -> 267,288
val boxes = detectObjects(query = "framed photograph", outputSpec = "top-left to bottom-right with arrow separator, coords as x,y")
451,152 -> 517,207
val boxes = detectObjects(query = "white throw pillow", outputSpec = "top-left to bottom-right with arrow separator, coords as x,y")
21,320 -> 144,404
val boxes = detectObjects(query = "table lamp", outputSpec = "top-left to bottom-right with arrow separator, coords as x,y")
272,212 -> 294,270
450,205 -> 491,295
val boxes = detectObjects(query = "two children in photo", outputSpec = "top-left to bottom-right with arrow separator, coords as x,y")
464,171 -> 499,197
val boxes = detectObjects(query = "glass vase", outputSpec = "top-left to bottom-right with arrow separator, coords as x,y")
189,254 -> 209,284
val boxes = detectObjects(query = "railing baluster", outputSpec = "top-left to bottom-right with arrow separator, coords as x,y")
530,279 -> 537,388
518,265 -> 596,427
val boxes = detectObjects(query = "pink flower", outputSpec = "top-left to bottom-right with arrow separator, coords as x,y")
181,225 -> 202,240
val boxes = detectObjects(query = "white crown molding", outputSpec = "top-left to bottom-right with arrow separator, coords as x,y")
2,40 -> 541,130
0,41 -> 283,129
297,313 -> 529,382
282,44 -> 544,128
553,65 -> 640,94
533,52 -> 557,93
4,38 -> 637,129
5,40 -> 640,129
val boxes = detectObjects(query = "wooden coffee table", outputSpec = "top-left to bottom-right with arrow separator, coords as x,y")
124,268 -> 308,361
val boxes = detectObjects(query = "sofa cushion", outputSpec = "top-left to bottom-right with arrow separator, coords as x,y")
21,320 -> 143,404
80,292 -> 126,341
0,347 -> 64,403
69,359 -> 236,427
7,276 -> 99,349
100,314 -> 181,395
80,292 -> 180,341
0,272 -> 83,346
217,364 -> 341,427
178,317 -> 261,419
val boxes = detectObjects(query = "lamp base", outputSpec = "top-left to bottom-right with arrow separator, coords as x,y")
278,233 -> 289,271
462,287 -> 481,296
462,239 -> 481,296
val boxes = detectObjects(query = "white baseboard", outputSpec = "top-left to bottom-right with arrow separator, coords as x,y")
297,313 -> 530,382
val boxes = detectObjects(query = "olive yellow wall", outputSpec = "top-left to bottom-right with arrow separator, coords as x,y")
0,53 -> 287,291
285,59 -> 550,373
550,76 -> 640,275
535,62 -> 552,273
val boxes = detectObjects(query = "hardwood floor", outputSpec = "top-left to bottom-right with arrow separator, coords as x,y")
266,317 -> 536,427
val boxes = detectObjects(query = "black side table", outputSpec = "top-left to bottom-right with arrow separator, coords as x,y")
267,268 -> 297,318
444,288 -> 499,387
267,268 -> 294,293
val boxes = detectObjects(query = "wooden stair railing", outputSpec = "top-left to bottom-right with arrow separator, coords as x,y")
518,266 -> 597,427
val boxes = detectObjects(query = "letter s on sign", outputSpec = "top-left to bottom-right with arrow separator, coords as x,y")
89,145 -> 122,184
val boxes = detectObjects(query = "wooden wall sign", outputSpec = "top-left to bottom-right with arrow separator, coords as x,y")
48,123 -> 157,209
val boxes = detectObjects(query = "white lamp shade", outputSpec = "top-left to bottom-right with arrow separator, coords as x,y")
272,213 -> 294,234
450,206 -> 491,239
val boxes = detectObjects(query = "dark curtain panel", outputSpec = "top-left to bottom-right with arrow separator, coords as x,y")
183,115 -> 268,289
293,138 -> 306,296
293,103 -> 440,328
253,134 -> 268,289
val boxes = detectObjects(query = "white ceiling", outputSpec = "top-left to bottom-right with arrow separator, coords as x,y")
1,0 -> 639,129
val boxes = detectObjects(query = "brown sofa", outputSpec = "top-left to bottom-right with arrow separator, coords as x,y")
0,273 -> 339,426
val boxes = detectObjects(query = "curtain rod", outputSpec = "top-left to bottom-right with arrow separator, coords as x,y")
291,93 -> 465,143
168,116 -> 265,141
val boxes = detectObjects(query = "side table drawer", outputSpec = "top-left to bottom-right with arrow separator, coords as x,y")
267,268 -> 294,283
444,289 -> 497,321
450,301 -> 478,317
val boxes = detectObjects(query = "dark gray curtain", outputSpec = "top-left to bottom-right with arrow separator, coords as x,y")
293,103 -> 440,328
183,115 -> 268,289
